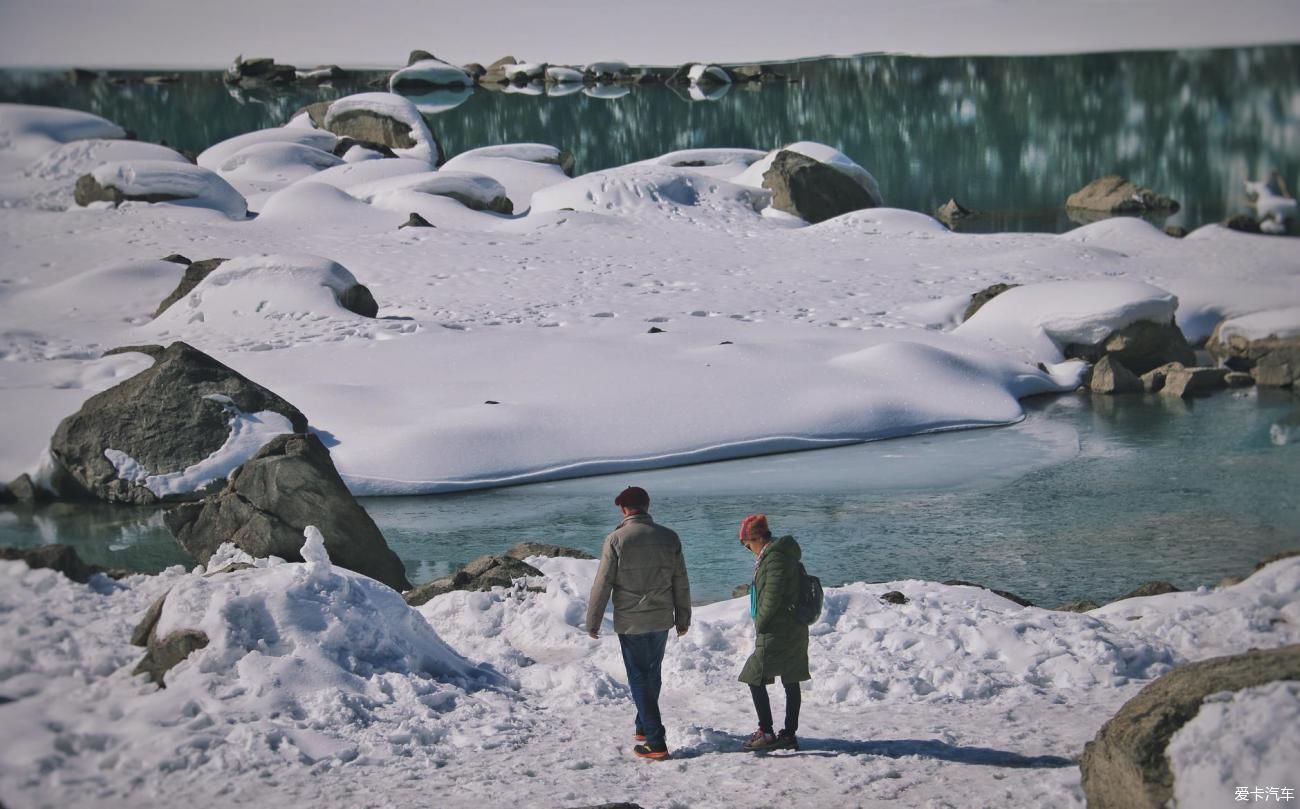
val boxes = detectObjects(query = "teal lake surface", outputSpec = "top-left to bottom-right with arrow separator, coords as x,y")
3,45 -> 1298,232
4,391 -> 1297,605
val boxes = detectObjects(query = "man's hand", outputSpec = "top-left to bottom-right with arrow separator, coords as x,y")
588,630 -> 599,640
676,626 -> 688,637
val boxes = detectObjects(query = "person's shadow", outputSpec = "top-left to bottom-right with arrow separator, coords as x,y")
672,731 -> 1073,768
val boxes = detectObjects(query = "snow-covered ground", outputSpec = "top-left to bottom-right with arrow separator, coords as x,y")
1,541 -> 1297,809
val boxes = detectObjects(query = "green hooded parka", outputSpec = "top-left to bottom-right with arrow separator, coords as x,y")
738,534 -> 811,686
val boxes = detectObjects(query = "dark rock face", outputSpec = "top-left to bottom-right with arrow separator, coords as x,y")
504,542 -> 594,561
153,258 -> 228,317
1066,175 -> 1180,213
0,544 -> 95,583
325,109 -> 418,150
935,198 -> 974,227
165,433 -> 411,592
223,56 -> 296,86
332,137 -> 397,159
1163,225 -> 1188,238
1224,214 -> 1262,234
133,627 -> 209,687
1054,600 -> 1101,613
102,344 -> 166,360
963,283 -> 1020,322
880,590 -> 909,605
762,150 -> 882,224
1080,645 -> 1300,809
399,212 -> 435,229
338,284 -> 379,318
1119,581 -> 1181,600
1065,320 -> 1196,376
404,554 -> 542,606
3,473 -> 54,504
74,174 -> 187,209
1089,355 -> 1143,394
942,579 -> 1034,607
49,342 -> 307,505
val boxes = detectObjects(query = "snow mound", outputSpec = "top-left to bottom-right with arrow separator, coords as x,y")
529,164 -> 765,220
255,180 -> 398,228
1,138 -> 189,209
86,159 -> 248,219
688,64 -> 731,85
451,143 -> 568,165
347,170 -> 510,212
637,148 -> 766,181
1212,306 -> 1300,344
546,66 -> 584,84
503,62 -> 546,80
735,140 -> 883,204
953,280 -> 1180,365
323,93 -> 438,164
196,127 -> 338,172
0,103 -> 126,171
214,141 -> 344,198
387,59 -> 472,90
439,154 -> 569,214
294,156 -> 432,191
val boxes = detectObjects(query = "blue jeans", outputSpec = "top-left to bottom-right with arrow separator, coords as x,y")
618,630 -> 669,747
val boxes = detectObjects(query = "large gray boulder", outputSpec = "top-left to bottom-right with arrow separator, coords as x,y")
1088,355 -> 1143,394
164,433 -> 411,591
0,544 -> 95,583
1159,366 -> 1228,398
1066,175 -> 1180,213
963,283 -> 1019,322
504,542 -> 594,561
404,554 -> 542,606
49,342 -> 307,505
223,55 -> 296,85
1208,325 -> 1300,387
1064,319 -> 1196,376
1080,645 -> 1300,809
152,257 -> 227,317
762,149 -> 882,224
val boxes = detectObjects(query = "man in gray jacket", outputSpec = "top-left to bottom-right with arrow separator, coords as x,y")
586,486 -> 691,760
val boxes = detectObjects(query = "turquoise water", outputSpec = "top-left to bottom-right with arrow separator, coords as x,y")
4,390 -> 1297,605
3,46 -> 1298,232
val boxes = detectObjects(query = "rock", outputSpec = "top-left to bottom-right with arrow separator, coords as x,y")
732,584 -> 751,598
504,542 -> 594,561
49,341 -> 307,505
482,55 -> 519,84
880,590 -> 909,605
1254,550 -> 1300,571
399,212 -> 435,229
0,544 -> 95,583
164,433 -> 410,591
297,65 -> 346,84
153,257 -> 228,317
1160,367 -> 1228,398
1217,574 -> 1245,588
404,554 -> 542,606
293,101 -> 332,128
1224,214 -> 1262,233
3,473 -> 54,504
131,593 -> 168,647
762,149 -> 882,224
1207,325 -> 1300,373
68,68 -> 99,82
963,283 -> 1019,322
1253,349 -> 1299,387
1066,175 -> 1179,213
338,283 -> 379,318
1139,362 -> 1182,394
935,198 -> 974,226
1224,371 -> 1254,388
941,579 -> 1034,607
1080,645 -> 1300,809
132,626 -> 209,687
462,63 -> 486,80
75,173 -> 188,208
1163,225 -> 1188,238
332,137 -> 397,159
1055,600 -> 1101,613
648,326 -> 666,334
324,108 -> 420,150
74,162 -> 247,219
408,49 -> 439,65
1117,581 -> 1181,600
1064,320 -> 1196,376
224,55 -> 296,85
160,253 -> 191,265
1089,355 -> 1143,394
101,344 -> 166,359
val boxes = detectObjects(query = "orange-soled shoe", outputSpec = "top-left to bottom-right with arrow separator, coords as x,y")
633,742 -> 669,760
633,732 -> 647,742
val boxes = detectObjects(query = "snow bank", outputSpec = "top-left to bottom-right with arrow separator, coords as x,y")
0,103 -> 125,172
530,164 -> 765,221
1212,306 -> 1300,344
954,280 -> 1180,365
0,138 -> 189,209
292,156 -> 431,190
196,127 -> 338,172
213,141 -> 344,199
86,159 -> 248,219
346,170 -> 510,212
387,58 -> 472,90
105,395 -> 295,497
439,153 -> 569,213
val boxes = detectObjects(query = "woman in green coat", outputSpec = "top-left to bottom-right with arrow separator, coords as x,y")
737,513 -> 810,751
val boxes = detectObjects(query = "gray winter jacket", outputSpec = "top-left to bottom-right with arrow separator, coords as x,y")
585,512 -> 691,635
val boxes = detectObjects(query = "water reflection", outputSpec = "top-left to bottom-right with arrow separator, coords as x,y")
2,45 -> 1297,230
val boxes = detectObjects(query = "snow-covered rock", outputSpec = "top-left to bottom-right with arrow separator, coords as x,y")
323,93 -> 440,165
388,58 -> 473,90
75,159 -> 248,219
196,127 -> 338,172
346,170 -> 514,214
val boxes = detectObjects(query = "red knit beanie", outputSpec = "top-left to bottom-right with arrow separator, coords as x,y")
739,514 -> 770,541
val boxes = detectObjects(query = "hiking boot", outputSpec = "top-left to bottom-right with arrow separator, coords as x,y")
742,729 -> 778,751
773,729 -> 800,751
633,742 -> 669,760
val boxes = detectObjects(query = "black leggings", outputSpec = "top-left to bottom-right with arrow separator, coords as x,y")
750,681 -> 801,735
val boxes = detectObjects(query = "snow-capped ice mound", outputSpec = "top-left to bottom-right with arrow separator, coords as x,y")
735,141 -> 883,204
0,103 -> 126,172
1211,306 -> 1300,344
1,138 -> 189,209
1062,215 -> 1178,248
388,58 -> 472,90
214,141 -> 344,198
144,254 -> 381,347
196,127 -> 338,172
450,143 -> 568,166
347,170 -> 511,213
324,93 -> 439,164
440,153 -> 569,213
953,280 -> 1180,365
84,159 -> 248,219
529,164 -> 765,220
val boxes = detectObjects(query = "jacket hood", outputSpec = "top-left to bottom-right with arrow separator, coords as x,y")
767,534 -> 801,562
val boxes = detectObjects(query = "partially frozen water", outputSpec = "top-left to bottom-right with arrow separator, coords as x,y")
6,390 -> 1294,605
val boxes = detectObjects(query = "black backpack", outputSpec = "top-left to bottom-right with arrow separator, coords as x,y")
792,562 -> 824,625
